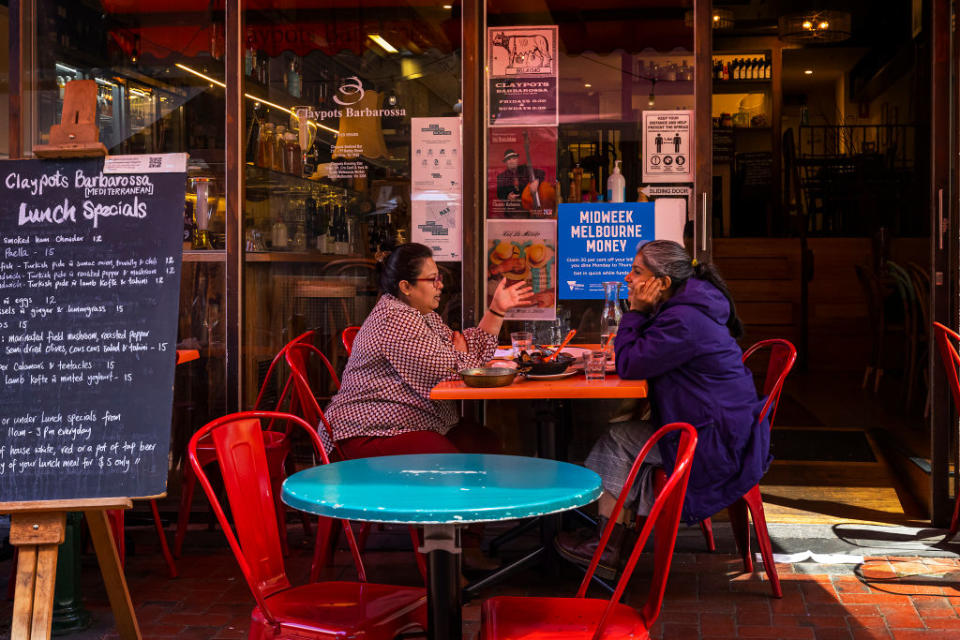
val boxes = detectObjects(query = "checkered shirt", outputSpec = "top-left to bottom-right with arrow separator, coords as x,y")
324,293 -> 497,441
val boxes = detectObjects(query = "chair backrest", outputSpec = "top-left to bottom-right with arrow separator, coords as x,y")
187,411 -> 366,626
342,326 -> 361,356
933,323 -> 960,411
575,422 -> 698,638
253,329 -> 317,413
742,339 -> 797,428
285,343 -> 340,455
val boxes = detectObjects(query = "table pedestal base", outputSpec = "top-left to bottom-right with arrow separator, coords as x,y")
420,525 -> 461,640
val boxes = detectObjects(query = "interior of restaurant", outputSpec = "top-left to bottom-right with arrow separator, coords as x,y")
0,0 -> 949,565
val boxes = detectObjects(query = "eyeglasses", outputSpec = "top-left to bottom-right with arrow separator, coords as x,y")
412,274 -> 443,288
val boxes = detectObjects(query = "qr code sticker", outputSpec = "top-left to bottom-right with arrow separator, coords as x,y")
148,157 -> 162,168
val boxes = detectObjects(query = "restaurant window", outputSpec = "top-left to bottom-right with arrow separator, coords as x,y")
484,0 -> 694,345
239,1 -> 464,407
28,1 -> 229,466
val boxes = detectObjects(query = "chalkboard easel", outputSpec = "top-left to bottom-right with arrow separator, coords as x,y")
2,80 -> 141,640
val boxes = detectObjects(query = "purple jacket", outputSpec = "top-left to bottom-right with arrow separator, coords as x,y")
614,277 -> 770,523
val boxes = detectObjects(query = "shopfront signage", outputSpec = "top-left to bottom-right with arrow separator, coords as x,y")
642,110 -> 693,183
486,219 -> 557,320
557,202 -> 655,300
487,26 -> 559,127
0,156 -> 186,501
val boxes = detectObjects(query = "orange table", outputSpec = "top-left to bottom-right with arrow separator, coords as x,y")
175,349 -> 200,365
430,350 -> 647,597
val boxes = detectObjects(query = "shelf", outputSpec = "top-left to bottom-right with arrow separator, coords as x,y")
713,127 -> 772,133
713,81 -> 771,94
245,252 -> 368,263
183,250 -> 227,263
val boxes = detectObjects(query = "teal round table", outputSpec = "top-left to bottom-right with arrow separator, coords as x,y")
282,453 -> 602,640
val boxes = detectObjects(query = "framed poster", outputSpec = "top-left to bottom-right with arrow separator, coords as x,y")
487,26 -> 559,127
486,219 -> 557,320
487,127 -> 557,219
411,117 -> 462,261
642,110 -> 693,183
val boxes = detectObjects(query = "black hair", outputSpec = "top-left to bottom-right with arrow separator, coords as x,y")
637,239 -> 744,339
377,242 -> 434,297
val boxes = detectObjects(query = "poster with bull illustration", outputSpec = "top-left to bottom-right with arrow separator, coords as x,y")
486,219 -> 557,321
487,26 -> 558,127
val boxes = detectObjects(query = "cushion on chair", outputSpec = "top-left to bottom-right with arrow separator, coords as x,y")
481,595 -> 648,639
256,581 -> 426,637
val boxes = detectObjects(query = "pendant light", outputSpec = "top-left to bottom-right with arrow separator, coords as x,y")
779,9 -> 852,43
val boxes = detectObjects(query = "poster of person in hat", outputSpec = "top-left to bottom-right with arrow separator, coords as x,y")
488,127 -> 557,219
486,219 -> 557,320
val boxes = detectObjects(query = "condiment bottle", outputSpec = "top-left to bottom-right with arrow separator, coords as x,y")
257,122 -> 275,169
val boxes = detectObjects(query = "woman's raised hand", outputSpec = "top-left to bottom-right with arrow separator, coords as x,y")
629,278 -> 664,313
491,278 -> 534,313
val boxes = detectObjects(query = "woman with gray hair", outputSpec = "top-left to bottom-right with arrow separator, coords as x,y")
556,240 -> 770,579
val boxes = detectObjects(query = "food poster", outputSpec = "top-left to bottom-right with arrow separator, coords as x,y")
411,117 -> 462,261
486,219 -> 557,321
487,26 -> 559,127
642,110 -> 693,183
487,127 -> 557,219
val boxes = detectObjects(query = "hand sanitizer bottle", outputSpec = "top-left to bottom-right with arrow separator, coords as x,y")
607,159 -> 625,203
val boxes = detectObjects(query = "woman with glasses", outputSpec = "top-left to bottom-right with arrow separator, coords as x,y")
325,242 -> 532,460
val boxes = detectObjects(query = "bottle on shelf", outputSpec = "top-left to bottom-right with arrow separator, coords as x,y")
271,216 -> 288,250
722,60 -> 729,81
257,122 -> 275,170
273,125 -> 287,172
288,56 -> 302,98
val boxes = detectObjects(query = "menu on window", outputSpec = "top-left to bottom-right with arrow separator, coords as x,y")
0,155 -> 187,502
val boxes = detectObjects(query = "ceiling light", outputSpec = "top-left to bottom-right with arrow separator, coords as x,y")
684,8 -> 734,29
443,4 -> 452,8
584,83 -> 592,88
780,10 -> 851,43
369,34 -> 398,54
804,69 -> 814,75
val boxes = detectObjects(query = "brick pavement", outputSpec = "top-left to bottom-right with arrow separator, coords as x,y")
1,524 -> 959,639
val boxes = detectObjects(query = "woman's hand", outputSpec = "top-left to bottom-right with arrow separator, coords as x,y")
452,331 -> 468,353
629,278 -> 664,313
490,278 -> 534,313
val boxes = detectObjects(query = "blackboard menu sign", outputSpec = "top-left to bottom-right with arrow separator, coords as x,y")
0,155 -> 186,502
736,152 -> 773,188
713,129 -> 734,164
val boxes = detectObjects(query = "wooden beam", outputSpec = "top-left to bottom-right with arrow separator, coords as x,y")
694,0 -> 713,261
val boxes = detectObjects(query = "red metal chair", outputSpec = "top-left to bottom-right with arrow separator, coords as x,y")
679,338 -> 797,598
283,343 -> 428,584
480,422 -> 698,640
188,411 -> 426,639
173,330 -> 317,559
341,326 -> 361,355
933,322 -> 960,537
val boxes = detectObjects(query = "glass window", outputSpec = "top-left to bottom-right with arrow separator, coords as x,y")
31,1 -> 228,467
485,0 -> 694,346
240,1 -> 464,406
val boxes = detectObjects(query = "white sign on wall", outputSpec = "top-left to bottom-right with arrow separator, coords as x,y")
642,110 -> 693,184
411,117 -> 462,261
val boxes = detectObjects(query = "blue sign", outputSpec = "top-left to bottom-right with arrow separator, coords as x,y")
558,202 -> 654,299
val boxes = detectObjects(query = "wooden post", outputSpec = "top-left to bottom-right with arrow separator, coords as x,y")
2,499 -> 140,640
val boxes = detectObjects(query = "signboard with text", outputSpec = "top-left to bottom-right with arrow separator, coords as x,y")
487,26 -> 558,127
558,202 -> 654,300
642,110 -> 693,183
0,155 -> 186,501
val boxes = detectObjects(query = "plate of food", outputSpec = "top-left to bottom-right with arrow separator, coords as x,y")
515,349 -> 577,376
524,369 -> 580,380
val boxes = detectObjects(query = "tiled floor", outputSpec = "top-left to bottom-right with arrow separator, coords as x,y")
2,522 -> 960,640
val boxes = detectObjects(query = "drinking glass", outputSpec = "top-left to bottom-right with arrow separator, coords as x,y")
584,350 -> 607,382
510,331 -> 533,357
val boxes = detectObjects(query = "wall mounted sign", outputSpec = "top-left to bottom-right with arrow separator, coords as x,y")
642,110 -> 693,183
487,26 -> 559,127
557,202 -> 655,300
411,117 -> 462,261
